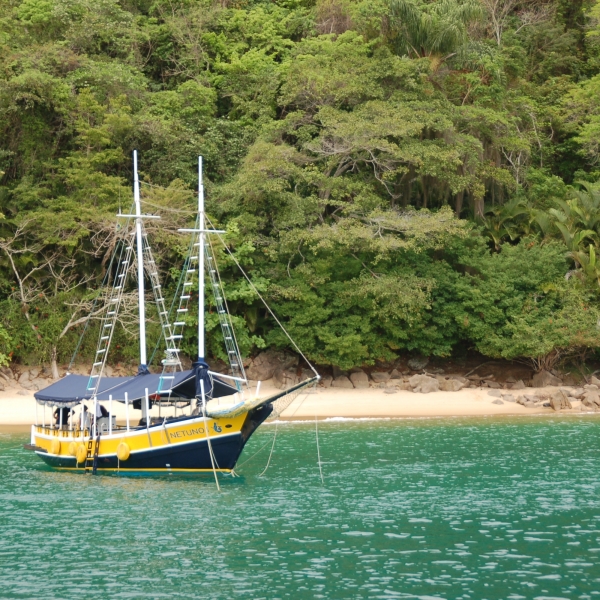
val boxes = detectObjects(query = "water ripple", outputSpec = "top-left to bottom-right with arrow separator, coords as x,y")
1,416 -> 599,598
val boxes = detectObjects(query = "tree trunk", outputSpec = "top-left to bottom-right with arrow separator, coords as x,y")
402,176 -> 412,208
421,177 -> 428,208
474,195 -> 484,219
51,346 -> 59,380
455,190 -> 464,217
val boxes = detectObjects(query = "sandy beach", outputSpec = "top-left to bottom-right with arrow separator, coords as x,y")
0,377 -> 594,430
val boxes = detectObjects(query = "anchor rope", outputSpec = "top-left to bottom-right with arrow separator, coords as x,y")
315,411 -> 324,485
258,421 -> 279,477
203,417 -> 220,491
235,435 -> 276,470
201,380 -> 221,491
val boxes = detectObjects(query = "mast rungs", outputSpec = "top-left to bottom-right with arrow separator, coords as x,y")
180,295 -> 191,300
159,311 -> 168,316
183,282 -> 193,287
187,269 -> 195,273
177,309 -> 188,313
160,376 -> 175,379
173,322 -> 185,326
190,256 -> 198,260
155,297 -> 164,302
97,349 -> 106,354
118,274 -> 125,278
166,335 -> 183,340
93,362 -> 103,366
89,375 -> 99,379
115,286 -> 122,290
107,311 -> 116,315
101,336 -> 109,340
104,324 -> 113,328
162,324 -> 171,328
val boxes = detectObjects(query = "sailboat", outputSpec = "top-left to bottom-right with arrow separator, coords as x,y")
27,152 -> 318,475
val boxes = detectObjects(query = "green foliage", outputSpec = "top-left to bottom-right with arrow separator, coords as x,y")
446,239 -> 600,363
1,0 -> 600,371
388,0 -> 483,61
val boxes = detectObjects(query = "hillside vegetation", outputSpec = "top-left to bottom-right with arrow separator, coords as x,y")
2,0 -> 600,372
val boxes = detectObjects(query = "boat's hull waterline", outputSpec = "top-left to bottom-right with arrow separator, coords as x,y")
31,405 -> 272,475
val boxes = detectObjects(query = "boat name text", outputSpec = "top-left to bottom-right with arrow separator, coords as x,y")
169,427 -> 205,439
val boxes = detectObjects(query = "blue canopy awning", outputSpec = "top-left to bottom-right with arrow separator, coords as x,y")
34,369 -> 238,406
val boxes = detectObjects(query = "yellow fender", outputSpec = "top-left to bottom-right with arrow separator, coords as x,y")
75,443 -> 87,464
68,441 -> 77,456
49,439 -> 61,455
117,442 -> 130,461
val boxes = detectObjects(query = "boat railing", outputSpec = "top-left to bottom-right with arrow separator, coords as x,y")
34,424 -> 131,437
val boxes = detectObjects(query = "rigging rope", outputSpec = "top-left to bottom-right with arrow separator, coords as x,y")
138,184 -> 197,214
68,211 -> 134,370
146,202 -> 196,367
205,215 -> 320,379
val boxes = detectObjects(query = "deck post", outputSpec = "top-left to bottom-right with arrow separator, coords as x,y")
93,397 -> 98,437
109,394 -> 113,435
145,388 -> 150,430
125,392 -> 130,432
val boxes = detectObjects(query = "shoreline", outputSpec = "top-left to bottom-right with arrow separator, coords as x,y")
2,412 -> 599,435
0,380 -> 596,430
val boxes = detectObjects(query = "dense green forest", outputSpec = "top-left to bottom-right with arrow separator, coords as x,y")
2,0 -> 600,373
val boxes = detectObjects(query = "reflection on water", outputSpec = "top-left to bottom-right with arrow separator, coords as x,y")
1,416 -> 599,599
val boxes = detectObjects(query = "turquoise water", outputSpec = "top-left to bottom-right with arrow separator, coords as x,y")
1,417 -> 600,599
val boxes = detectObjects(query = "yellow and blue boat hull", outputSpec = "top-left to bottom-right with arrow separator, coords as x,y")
30,404 -> 272,474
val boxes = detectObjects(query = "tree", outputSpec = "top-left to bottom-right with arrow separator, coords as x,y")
388,0 -> 483,64
479,0 -> 555,46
